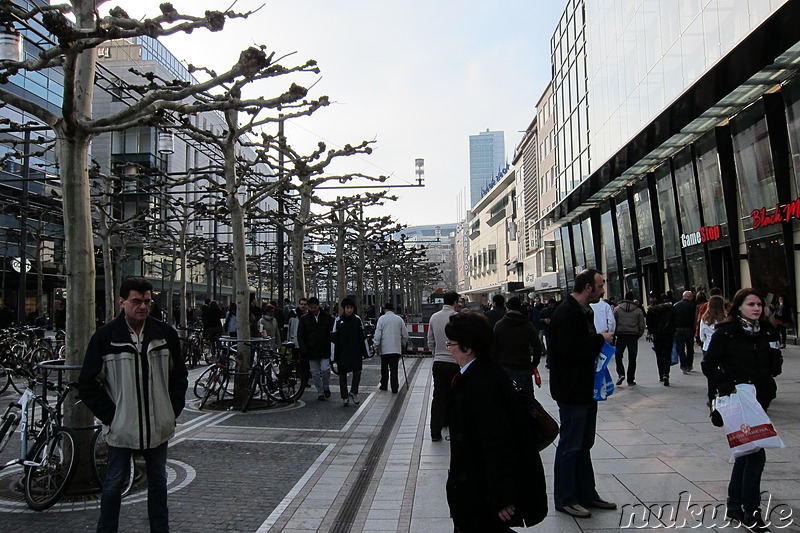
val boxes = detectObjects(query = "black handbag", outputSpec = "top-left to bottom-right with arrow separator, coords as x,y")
514,384 -> 559,451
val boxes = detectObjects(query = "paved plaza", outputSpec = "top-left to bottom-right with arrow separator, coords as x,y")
1,338 -> 799,532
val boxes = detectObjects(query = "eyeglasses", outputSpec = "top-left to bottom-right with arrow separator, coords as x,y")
445,341 -> 459,348
127,298 -> 153,307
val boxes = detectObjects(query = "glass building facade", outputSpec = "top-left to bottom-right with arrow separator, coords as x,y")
469,130 -> 505,207
547,0 -> 800,311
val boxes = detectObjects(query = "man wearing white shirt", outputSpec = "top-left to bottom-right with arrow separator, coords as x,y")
373,302 -> 409,393
426,291 -> 462,442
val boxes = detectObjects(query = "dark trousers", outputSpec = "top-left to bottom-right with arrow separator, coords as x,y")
339,370 -> 361,399
431,361 -> 460,438
98,441 -> 169,533
614,334 -> 639,383
674,327 -> 695,370
554,402 -> 600,507
728,448 -> 766,517
380,353 -> 400,392
653,334 -> 673,379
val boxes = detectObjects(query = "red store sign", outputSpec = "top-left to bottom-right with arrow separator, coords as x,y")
751,198 -> 800,229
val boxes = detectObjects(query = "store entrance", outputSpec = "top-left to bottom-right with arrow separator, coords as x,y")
708,247 -> 736,298
641,263 -> 661,300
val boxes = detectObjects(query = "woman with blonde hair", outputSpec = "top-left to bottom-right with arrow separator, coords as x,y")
699,295 -> 727,353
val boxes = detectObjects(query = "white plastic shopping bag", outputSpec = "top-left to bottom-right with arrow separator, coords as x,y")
713,383 -> 785,460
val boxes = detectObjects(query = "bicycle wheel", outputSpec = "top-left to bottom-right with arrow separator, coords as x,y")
24,427 -> 78,511
263,361 -> 283,402
279,362 -> 304,402
0,365 -> 9,395
8,366 -> 30,394
0,410 -> 19,452
193,366 -> 215,399
242,368 -> 262,412
91,428 -> 134,497
182,342 -> 195,370
199,368 -> 226,410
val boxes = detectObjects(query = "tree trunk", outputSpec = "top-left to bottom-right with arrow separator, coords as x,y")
222,119 -> 251,407
335,207 -> 346,305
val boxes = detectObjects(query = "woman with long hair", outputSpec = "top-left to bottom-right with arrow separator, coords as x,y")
702,288 -> 783,532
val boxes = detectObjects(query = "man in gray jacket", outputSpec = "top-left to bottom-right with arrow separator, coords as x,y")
373,302 -> 409,393
426,291 -> 461,441
613,291 -> 646,385
78,277 -> 187,533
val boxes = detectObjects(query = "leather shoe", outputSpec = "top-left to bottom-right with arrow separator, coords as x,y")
431,434 -> 442,442
616,376 -> 625,386
583,498 -> 617,510
556,504 -> 591,518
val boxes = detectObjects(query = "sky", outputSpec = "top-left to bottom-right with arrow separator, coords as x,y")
126,0 -> 566,228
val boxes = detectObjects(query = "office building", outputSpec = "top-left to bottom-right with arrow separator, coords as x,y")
469,129 -> 505,207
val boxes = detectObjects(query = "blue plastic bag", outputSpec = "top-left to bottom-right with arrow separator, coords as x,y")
671,339 -> 679,365
593,342 -> 616,401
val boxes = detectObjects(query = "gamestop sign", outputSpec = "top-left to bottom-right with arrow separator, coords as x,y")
681,225 -> 722,248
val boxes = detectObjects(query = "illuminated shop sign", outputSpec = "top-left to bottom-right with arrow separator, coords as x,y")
751,198 -> 800,229
680,225 -> 722,248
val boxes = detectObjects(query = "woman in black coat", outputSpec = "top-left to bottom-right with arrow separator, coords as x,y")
331,298 -> 368,406
702,288 -> 783,532
444,311 -> 547,532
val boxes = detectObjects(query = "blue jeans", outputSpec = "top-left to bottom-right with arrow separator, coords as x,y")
614,335 -> 639,383
554,402 -> 600,507
308,358 -> 331,395
98,441 -> 169,533
727,448 -> 766,517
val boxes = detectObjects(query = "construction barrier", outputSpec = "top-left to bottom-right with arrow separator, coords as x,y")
405,323 -> 430,354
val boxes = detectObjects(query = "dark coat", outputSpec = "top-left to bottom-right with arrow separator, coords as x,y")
485,306 -> 507,327
548,295 -> 605,405
297,310 -> 334,361
646,302 -> 675,336
673,298 -> 696,328
493,311 -> 542,371
331,313 -> 368,373
447,358 -> 547,531
702,320 -> 782,409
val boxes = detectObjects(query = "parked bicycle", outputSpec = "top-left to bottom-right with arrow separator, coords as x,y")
179,324 -> 213,369
0,371 -> 77,510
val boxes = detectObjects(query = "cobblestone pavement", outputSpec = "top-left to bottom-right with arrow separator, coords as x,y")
2,341 -> 800,533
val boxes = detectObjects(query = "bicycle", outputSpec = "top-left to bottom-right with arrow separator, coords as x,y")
0,375 -> 78,510
90,425 -> 135,498
179,324 -> 212,369
196,350 -> 235,410
243,342 -> 303,411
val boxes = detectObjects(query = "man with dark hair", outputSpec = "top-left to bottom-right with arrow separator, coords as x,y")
426,291 -> 461,441
549,269 -> 616,519
485,294 -> 507,326
494,296 -> 542,397
647,294 -> 676,386
78,277 -> 188,532
373,302 -> 409,393
298,296 -> 334,401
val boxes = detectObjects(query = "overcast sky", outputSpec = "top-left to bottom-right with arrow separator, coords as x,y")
127,1 -> 565,228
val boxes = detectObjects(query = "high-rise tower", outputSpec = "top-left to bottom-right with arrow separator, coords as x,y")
469,129 -> 505,206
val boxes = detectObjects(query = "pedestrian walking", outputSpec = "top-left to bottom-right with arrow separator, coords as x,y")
673,290 -> 696,373
372,302 -> 409,393
647,294 -> 676,386
331,298 -> 369,406
78,277 -> 188,533
613,292 -> 645,385
298,297 -> 334,401
702,288 -> 783,533
493,296 -> 542,397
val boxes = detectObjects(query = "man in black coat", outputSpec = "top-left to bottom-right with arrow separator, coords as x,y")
549,269 -> 616,519
297,297 -> 334,401
494,297 -> 542,397
647,295 -> 676,386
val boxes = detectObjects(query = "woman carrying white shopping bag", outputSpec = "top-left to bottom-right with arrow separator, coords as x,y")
702,288 -> 783,533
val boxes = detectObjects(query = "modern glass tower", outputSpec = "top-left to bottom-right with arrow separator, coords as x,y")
469,129 -> 505,207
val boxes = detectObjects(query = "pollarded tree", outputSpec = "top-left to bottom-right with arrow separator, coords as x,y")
0,1 -> 294,427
